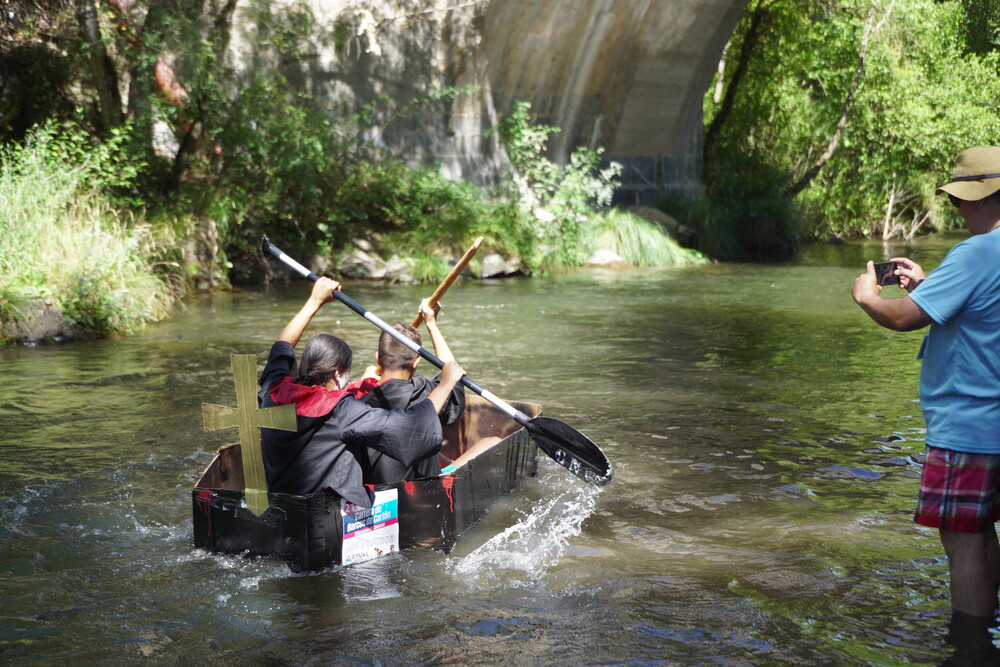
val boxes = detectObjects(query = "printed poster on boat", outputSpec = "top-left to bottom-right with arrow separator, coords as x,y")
341,489 -> 399,565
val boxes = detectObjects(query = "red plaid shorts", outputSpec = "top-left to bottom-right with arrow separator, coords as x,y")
915,446 -> 1000,532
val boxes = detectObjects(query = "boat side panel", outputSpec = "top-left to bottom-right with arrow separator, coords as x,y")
450,427 -> 537,537
192,487 -> 342,571
194,443 -> 244,490
395,480 -> 457,551
385,426 -> 538,551
441,396 -> 541,461
191,397 -> 541,568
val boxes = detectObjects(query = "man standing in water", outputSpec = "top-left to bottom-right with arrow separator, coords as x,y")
852,146 -> 1000,656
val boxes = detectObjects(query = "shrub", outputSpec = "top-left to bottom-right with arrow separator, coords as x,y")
0,123 -> 181,340
494,101 -> 623,271
662,151 -> 801,261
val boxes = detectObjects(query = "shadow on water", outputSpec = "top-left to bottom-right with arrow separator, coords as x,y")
0,233 -> 989,665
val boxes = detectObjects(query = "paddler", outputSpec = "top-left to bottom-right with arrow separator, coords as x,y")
257,277 -> 466,508
359,299 -> 466,483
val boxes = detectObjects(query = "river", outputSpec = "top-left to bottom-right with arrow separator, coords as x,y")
0,233 -> 975,665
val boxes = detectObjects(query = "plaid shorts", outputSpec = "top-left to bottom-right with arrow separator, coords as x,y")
915,446 -> 1000,532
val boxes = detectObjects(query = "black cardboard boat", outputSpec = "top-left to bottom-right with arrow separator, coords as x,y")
192,395 -> 542,571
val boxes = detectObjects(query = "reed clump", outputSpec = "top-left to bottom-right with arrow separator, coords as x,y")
587,210 -> 707,267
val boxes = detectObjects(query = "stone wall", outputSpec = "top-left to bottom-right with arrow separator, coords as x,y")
226,0 -> 747,204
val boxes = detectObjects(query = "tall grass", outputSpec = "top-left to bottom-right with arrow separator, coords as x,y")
586,210 -> 707,266
0,124 -> 180,340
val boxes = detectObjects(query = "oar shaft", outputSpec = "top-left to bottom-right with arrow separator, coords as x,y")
410,236 -> 483,328
265,241 -> 320,282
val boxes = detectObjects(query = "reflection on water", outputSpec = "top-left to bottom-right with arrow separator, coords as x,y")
0,234 -> 983,664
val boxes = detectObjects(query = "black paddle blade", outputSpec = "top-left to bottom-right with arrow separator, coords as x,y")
526,416 -> 613,486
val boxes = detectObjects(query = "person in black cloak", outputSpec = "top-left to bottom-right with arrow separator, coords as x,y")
257,277 -> 466,509
359,299 -> 466,483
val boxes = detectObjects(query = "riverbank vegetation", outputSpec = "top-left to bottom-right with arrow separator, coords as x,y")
0,125 -> 182,341
690,0 -> 1000,258
0,1 -> 701,342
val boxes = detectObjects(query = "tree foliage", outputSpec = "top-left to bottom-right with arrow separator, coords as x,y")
960,0 -> 1000,55
494,101 -> 622,269
703,0 -> 1000,243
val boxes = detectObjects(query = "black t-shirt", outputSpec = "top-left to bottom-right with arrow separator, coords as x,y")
257,341 -> 442,507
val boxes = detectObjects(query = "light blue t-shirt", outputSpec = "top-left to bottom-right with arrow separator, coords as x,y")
909,227 -> 1000,453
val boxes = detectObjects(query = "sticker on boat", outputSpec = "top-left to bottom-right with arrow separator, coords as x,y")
341,489 -> 400,565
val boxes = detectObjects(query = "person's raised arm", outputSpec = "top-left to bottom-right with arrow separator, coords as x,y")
277,277 -> 340,346
852,261 -> 932,331
426,361 -> 465,413
419,298 -> 455,364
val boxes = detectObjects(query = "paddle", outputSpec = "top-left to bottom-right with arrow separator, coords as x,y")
410,236 -> 483,328
371,236 -> 483,375
260,236 -> 613,487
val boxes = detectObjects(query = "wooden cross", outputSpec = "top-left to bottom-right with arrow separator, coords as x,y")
202,354 -> 297,516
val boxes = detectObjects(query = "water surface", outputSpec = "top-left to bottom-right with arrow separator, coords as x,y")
0,234 -> 973,664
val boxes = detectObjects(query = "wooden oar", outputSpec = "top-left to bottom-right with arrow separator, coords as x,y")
410,236 -> 483,328
261,236 -> 613,487
372,236 -> 483,376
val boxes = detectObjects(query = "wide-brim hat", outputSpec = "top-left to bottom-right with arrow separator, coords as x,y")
936,146 -> 1000,201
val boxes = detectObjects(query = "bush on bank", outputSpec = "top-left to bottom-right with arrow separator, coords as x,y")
0,110 -> 698,343
0,125 -> 182,343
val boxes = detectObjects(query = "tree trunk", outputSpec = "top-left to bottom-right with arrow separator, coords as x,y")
784,2 -> 894,198
163,0 -> 239,192
167,117 -> 202,192
75,0 -> 123,133
703,0 -> 774,163
881,173 -> 897,240
125,0 -> 171,131
713,41 -> 729,105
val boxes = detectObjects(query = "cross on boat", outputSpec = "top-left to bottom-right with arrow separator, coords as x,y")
202,354 -> 297,516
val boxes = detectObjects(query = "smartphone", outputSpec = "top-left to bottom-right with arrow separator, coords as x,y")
874,261 -> 900,286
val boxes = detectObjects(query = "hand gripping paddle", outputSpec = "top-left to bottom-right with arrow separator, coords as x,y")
260,236 -> 613,486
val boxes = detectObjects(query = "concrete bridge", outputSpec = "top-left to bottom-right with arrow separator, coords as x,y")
231,0 -> 749,203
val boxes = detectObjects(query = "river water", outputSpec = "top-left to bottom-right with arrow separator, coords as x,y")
0,233 -> 977,665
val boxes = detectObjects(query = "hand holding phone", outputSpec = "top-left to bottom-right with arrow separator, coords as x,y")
888,257 -> 926,293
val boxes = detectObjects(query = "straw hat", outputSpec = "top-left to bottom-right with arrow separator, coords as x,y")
936,146 -> 1000,201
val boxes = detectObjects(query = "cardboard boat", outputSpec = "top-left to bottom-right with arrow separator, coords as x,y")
192,395 -> 541,570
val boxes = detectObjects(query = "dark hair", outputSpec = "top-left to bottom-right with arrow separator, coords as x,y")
377,323 -> 421,371
988,190 -> 1000,206
297,333 -> 352,386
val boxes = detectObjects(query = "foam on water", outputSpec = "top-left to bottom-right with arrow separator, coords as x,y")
446,470 -> 600,588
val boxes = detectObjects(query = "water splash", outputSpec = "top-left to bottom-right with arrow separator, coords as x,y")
446,473 -> 600,589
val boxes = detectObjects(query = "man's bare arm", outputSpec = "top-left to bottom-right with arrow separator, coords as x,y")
852,261 -> 933,331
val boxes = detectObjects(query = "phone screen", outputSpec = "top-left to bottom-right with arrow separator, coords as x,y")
874,262 -> 899,286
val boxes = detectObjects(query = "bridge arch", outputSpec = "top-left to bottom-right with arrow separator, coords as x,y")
230,0 -> 748,203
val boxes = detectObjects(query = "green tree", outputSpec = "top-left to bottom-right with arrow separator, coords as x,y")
703,0 -> 1000,244
960,0 -> 1000,55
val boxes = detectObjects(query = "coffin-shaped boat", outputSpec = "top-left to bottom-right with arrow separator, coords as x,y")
192,395 -> 541,570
